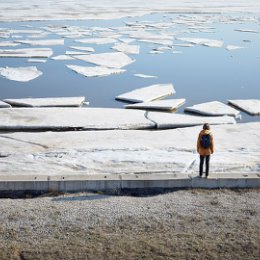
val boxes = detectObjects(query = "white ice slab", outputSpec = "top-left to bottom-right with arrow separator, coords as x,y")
134,74 -> 157,79
0,66 -> 42,82
51,55 -> 75,61
3,97 -> 86,107
125,99 -> 186,111
226,45 -> 245,51
75,38 -> 117,45
116,83 -> 175,103
73,52 -> 135,69
27,58 -> 47,63
16,39 -> 64,46
65,51 -> 89,55
148,112 -> 236,129
0,41 -> 20,47
173,43 -> 194,47
67,65 -> 125,77
235,29 -> 259,33
228,99 -> 260,115
0,48 -> 53,58
0,108 -> 154,130
0,100 -> 11,108
69,46 -> 95,52
176,37 -> 224,48
112,43 -> 140,54
119,38 -> 136,44
139,39 -> 173,46
184,101 -> 240,118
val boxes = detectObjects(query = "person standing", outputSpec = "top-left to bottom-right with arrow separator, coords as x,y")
197,123 -> 214,178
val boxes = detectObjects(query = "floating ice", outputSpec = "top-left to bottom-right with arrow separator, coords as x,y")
112,43 -> 140,54
173,43 -> 194,47
27,58 -> 47,63
116,83 -> 175,103
69,46 -> 95,52
228,99 -> 260,115
235,29 -> 259,33
134,74 -> 157,78
0,48 -> 53,58
125,99 -> 186,111
226,45 -> 245,51
0,108 -> 154,130
148,112 -> 236,129
66,65 -> 125,77
0,66 -> 42,82
0,41 -> 20,47
73,52 -> 135,69
16,39 -> 64,46
51,55 -> 75,60
65,51 -> 89,55
0,100 -> 11,108
176,37 -> 224,48
3,97 -> 86,107
184,101 -> 240,118
75,38 -> 117,45
119,38 -> 136,44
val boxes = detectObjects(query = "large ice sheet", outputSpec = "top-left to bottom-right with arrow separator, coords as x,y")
3,97 -> 86,107
0,48 -> 53,58
184,101 -> 240,117
0,123 -> 259,176
125,99 -> 186,111
0,100 -> 11,108
0,66 -> 42,82
73,52 -> 135,69
148,112 -> 236,129
228,99 -> 260,115
16,39 -> 64,46
112,43 -> 140,54
0,108 -> 154,130
66,65 -> 125,77
116,83 -> 175,103
176,37 -> 224,48
0,41 -> 20,47
69,46 -> 95,52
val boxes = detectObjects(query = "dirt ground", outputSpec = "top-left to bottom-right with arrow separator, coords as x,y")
0,189 -> 259,260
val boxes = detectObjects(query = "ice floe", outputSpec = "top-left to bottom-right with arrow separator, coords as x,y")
16,39 -> 64,46
147,112 -> 236,129
0,48 -> 53,58
134,74 -> 157,78
116,83 -> 175,103
3,97 -> 86,107
0,100 -> 11,108
235,29 -> 259,33
184,101 -> 240,118
226,45 -> 245,51
112,43 -> 140,54
65,51 -> 89,55
69,46 -> 95,52
66,65 -> 125,77
73,52 -> 135,69
228,99 -> 260,115
125,99 -> 186,111
27,58 -> 47,63
176,37 -> 224,48
51,55 -> 75,60
0,41 -> 20,47
75,38 -> 117,45
0,66 -> 42,82
0,108 -> 154,130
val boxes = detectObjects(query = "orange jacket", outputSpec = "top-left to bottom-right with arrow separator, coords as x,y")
197,129 -> 214,156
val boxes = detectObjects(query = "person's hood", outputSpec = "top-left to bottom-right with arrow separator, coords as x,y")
200,129 -> 211,135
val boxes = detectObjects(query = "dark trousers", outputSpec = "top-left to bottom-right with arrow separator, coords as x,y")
199,155 -> 210,177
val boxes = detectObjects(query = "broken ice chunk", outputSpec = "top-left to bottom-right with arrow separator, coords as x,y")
0,66 -> 42,82
73,52 -> 135,69
226,45 -> 245,51
27,59 -> 47,63
134,74 -> 157,79
125,99 -> 186,111
69,46 -> 95,52
0,48 -> 53,58
66,65 -> 125,77
184,101 -> 240,118
116,83 -> 175,103
0,41 -> 20,47
0,100 -> 11,108
228,99 -> 260,115
112,43 -> 140,54
176,37 -> 224,48
235,29 -> 259,33
16,39 -> 64,46
3,97 -> 86,107
51,55 -> 75,60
